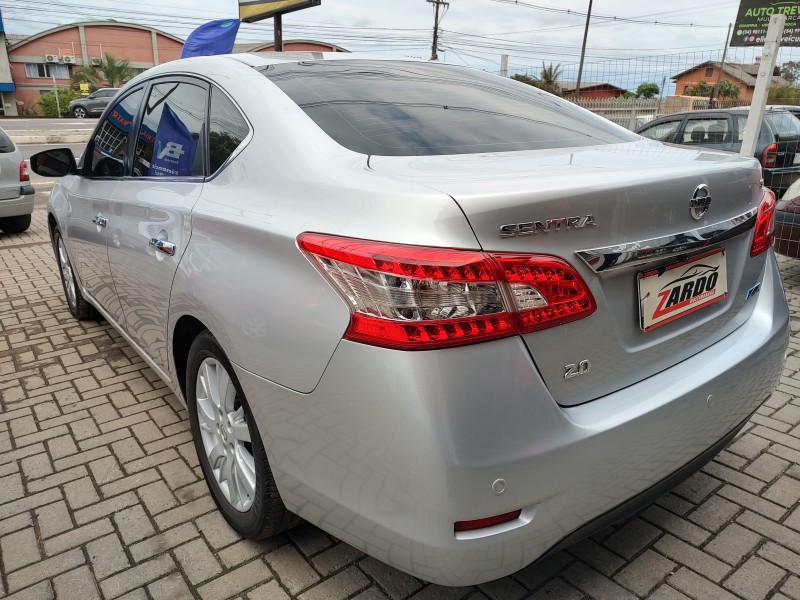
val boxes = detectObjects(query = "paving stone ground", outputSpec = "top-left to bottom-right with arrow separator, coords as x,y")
1,204 -> 800,600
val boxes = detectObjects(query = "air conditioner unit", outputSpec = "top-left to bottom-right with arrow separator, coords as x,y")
44,54 -> 60,63
90,57 -> 102,66
62,55 -> 76,64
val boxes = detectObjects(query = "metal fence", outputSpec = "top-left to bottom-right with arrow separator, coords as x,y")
570,97 -> 750,130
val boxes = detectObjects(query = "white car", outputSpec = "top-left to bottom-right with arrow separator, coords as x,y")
0,126 -> 34,233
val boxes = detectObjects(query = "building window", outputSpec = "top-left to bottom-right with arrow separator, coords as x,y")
24,63 -> 70,79
705,67 -> 714,77
683,84 -> 690,93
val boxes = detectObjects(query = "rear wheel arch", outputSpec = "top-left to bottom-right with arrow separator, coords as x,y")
173,315 -> 210,399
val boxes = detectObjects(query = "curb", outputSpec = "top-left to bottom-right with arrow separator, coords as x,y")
10,130 -> 92,145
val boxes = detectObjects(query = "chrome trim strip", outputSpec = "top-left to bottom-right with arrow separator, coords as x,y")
576,208 -> 758,273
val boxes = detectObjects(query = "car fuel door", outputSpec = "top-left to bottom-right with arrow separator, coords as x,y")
106,79 -> 208,375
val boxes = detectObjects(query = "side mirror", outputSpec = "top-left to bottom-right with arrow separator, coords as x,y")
29,148 -> 77,177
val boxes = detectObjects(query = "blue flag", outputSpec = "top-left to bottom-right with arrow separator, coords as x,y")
181,19 -> 240,59
150,105 -> 197,177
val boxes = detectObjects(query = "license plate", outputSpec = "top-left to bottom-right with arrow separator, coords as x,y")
638,249 -> 728,332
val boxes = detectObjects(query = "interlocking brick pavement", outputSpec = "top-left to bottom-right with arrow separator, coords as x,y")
1,204 -> 800,599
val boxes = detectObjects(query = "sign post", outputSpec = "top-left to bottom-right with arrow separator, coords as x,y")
740,13 -> 786,159
238,1 -> 322,51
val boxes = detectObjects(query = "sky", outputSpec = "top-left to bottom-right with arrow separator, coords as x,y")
2,0 -> 794,94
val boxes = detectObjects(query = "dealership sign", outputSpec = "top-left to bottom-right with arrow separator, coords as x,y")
732,0 -> 800,46
238,0 -> 321,23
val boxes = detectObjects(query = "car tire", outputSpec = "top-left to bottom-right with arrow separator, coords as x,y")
0,214 -> 31,234
187,331 -> 299,539
53,229 -> 95,320
71,106 -> 87,118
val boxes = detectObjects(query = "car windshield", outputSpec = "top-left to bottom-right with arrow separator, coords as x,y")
259,60 -> 636,156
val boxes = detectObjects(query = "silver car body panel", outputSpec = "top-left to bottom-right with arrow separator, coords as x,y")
45,54 -> 789,586
108,179 -> 201,373
234,253 -> 786,586
369,143 -> 766,405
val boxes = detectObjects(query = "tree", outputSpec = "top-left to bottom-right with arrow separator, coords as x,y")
769,84 -> 800,105
73,55 -> 137,89
510,64 -> 562,96
635,82 -> 660,99
37,87 -> 80,117
71,66 -> 103,93
716,80 -> 741,99
685,80 -> 713,97
536,62 -> 562,96
781,60 -> 800,86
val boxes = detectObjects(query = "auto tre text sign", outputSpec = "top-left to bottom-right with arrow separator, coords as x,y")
732,0 -> 800,46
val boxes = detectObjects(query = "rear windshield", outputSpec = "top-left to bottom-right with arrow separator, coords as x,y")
0,129 -> 14,153
260,61 -> 636,156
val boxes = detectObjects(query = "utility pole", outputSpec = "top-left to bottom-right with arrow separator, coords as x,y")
575,0 -> 593,99
428,0 -> 449,61
710,23 -> 733,106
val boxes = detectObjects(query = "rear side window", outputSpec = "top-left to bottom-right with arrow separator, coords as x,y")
766,112 -> 800,139
261,61 -> 636,156
209,87 -> 249,173
133,81 -> 207,178
681,117 -> 730,145
87,88 -> 145,178
0,129 -> 15,153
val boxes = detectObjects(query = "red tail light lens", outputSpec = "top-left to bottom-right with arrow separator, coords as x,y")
761,143 -> 778,169
19,160 -> 29,182
298,233 -> 596,350
751,187 -> 776,257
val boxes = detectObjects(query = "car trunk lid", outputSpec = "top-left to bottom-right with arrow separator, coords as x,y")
369,139 -> 767,406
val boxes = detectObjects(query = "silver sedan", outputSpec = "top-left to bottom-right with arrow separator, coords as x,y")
30,53 -> 789,586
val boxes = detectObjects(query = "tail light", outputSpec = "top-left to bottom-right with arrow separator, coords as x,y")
19,160 -> 29,182
761,143 -> 778,169
298,233 -> 596,350
751,187 -> 776,257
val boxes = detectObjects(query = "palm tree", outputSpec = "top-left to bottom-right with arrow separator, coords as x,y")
98,55 -> 138,88
536,62 -> 562,96
72,54 -> 137,91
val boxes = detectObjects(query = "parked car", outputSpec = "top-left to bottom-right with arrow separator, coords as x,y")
774,178 -> 800,257
30,55 -> 789,586
637,107 -> 800,195
67,88 -> 120,118
0,126 -> 34,234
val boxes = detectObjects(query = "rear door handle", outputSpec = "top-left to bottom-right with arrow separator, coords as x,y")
92,215 -> 108,228
149,238 -> 176,256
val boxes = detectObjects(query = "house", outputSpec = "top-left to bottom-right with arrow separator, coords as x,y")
672,60 -> 787,101
559,82 -> 629,99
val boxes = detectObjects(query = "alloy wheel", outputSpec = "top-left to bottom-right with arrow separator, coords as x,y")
195,357 -> 256,512
57,237 -> 77,311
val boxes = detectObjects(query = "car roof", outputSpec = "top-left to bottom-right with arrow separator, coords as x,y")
649,107 -> 794,120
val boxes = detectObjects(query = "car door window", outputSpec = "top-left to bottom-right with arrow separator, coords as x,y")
133,81 -> 207,178
209,87 -> 250,174
639,120 -> 680,142
85,88 -> 145,178
680,118 -> 731,146
734,116 -> 773,147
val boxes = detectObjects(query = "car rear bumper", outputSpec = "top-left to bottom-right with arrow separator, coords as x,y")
234,253 -> 788,586
0,188 -> 34,218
